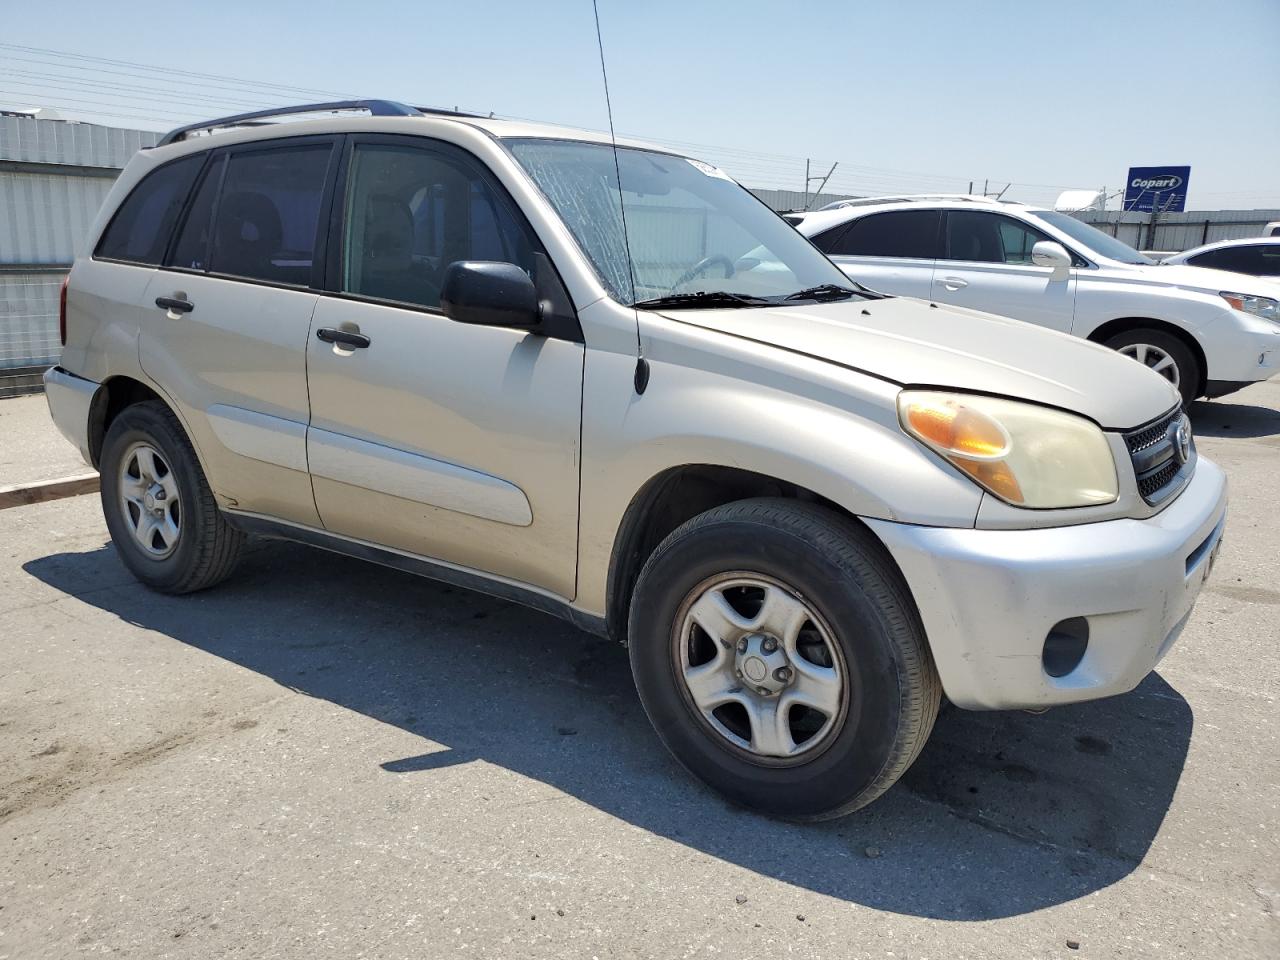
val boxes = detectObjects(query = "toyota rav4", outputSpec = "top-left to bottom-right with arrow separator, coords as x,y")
45,102 -> 1227,820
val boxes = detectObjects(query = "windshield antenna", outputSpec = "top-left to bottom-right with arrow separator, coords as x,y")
592,0 -> 648,391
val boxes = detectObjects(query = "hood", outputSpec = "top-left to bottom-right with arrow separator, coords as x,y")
1103,261 -> 1280,297
661,296 -> 1179,430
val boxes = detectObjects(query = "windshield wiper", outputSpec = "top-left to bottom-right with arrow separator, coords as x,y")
633,290 -> 773,310
785,282 -> 882,302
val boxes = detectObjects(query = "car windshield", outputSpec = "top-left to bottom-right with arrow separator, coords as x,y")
505,138 -> 861,307
1030,210 -> 1154,265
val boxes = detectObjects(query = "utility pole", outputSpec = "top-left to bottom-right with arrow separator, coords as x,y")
803,160 -> 839,211
1146,191 -> 1161,251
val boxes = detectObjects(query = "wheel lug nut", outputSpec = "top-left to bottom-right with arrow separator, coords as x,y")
761,637 -> 778,653
774,667 -> 791,683
757,686 -> 770,696
735,669 -> 743,679
736,638 -> 748,653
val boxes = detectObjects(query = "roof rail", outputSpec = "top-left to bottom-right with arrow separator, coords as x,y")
818,193 -> 1020,211
155,99 -> 422,147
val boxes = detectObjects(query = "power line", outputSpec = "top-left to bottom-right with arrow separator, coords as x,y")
4,42 -> 1274,207
0,41 -> 357,99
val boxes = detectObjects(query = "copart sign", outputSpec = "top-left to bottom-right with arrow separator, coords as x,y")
1123,166 -> 1191,212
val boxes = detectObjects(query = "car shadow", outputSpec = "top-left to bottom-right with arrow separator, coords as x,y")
24,539 -> 1194,921
1190,397 -> 1280,438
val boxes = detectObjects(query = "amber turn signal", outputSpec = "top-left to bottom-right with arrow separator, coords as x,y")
903,398 -> 1010,460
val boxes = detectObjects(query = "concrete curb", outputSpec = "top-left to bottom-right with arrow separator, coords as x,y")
0,473 -> 100,510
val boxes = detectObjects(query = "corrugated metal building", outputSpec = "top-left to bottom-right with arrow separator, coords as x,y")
748,187 -> 859,213
0,114 -> 158,395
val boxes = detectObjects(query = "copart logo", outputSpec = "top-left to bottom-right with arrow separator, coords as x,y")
1132,175 -> 1183,190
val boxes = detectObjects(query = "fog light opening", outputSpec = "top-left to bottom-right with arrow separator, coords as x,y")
1042,617 -> 1090,678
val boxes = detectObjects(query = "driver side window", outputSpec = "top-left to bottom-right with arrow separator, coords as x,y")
343,143 -> 536,310
945,210 -> 1051,265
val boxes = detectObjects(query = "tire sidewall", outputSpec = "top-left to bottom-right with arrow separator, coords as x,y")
629,518 -> 908,820
100,407 -> 204,591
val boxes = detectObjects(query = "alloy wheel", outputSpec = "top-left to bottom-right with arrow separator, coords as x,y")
672,572 -> 849,765
117,441 -> 181,559
1118,342 -> 1180,390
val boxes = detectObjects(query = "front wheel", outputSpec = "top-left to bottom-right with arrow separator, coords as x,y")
1105,328 -> 1200,407
627,498 -> 941,821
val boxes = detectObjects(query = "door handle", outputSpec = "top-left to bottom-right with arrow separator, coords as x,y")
936,277 -> 968,290
316,327 -> 371,349
155,296 -> 194,315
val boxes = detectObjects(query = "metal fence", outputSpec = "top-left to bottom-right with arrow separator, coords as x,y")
1059,209 -> 1280,254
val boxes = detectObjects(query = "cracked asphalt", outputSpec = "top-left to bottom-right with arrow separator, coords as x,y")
1,380 -> 1278,959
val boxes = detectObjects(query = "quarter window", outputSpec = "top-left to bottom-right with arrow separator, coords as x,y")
825,210 -> 941,259
208,144 -> 333,286
342,143 -> 536,310
945,211 -> 1052,265
96,156 -> 203,265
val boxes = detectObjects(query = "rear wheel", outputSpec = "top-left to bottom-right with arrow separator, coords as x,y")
100,401 -> 243,593
628,498 -> 941,821
1105,328 -> 1200,407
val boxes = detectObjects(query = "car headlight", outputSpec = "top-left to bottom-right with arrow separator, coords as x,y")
898,390 -> 1118,508
1221,291 -> 1279,323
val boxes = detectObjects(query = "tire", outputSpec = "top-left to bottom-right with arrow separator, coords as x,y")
1104,328 -> 1200,407
627,498 -> 941,821
99,400 -> 243,594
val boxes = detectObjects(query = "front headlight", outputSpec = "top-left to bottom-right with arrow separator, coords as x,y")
1221,291 -> 1279,323
898,390 -> 1118,508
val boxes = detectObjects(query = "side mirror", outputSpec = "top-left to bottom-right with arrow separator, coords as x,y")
440,261 -> 540,329
1031,240 -> 1072,279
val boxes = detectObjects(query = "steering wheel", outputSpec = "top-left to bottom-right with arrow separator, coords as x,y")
669,254 -> 736,292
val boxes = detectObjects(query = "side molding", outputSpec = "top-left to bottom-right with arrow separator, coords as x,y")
307,428 -> 534,527
207,404 -> 309,473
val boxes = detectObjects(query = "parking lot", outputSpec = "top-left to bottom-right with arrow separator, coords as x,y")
0,380 -> 1276,959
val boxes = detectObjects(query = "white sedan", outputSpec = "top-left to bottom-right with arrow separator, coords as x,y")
793,196 -> 1280,405
1163,237 -> 1280,281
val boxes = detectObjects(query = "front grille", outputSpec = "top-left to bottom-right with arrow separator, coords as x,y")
1126,408 -> 1181,454
1138,459 -> 1180,499
1123,406 -> 1193,506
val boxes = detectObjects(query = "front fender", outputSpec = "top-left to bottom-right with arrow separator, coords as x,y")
573,313 -> 983,617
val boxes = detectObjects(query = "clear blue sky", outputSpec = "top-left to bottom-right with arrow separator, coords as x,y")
2,0 -> 1277,208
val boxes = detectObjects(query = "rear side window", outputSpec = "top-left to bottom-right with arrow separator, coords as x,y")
208,144 -> 333,286
96,156 -> 203,265
1187,245 -> 1277,276
826,210 -> 941,259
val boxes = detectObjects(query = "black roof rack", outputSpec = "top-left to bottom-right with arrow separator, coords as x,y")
154,99 -> 422,147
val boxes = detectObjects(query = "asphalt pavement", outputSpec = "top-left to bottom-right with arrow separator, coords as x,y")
1,380 -> 1277,959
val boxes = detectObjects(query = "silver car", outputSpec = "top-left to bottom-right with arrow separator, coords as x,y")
45,101 -> 1227,820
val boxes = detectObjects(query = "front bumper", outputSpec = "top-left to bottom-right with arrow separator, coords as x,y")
1204,321 -> 1280,385
866,457 -> 1228,710
43,366 -> 97,467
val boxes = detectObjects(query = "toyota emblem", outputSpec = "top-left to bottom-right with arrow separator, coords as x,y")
1173,418 -> 1192,465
